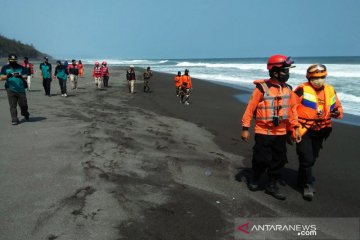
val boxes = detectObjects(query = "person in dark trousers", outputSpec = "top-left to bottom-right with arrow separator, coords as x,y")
39,56 -> 52,96
143,66 -> 153,92
179,69 -> 192,105
100,61 -> 110,87
174,71 -> 182,96
54,61 -> 69,97
241,54 -> 301,200
293,64 -> 343,201
0,54 -> 30,125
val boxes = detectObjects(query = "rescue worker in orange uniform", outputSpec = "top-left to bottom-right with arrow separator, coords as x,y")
174,71 -> 182,96
241,54 -> 301,200
78,60 -> 84,78
180,69 -> 193,105
294,64 -> 343,201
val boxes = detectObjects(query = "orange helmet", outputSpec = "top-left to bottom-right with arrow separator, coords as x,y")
102,61 -> 107,65
267,54 -> 294,70
306,64 -> 327,79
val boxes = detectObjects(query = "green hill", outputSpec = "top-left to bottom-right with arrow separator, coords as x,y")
0,35 -> 47,59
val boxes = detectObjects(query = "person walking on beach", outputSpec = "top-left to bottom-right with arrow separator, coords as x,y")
179,69 -> 192,105
21,57 -> 34,91
100,61 -> 110,87
54,60 -> 69,97
241,54 -> 301,200
93,61 -> 102,88
39,56 -> 52,96
0,54 -> 30,125
174,71 -> 182,96
126,65 -> 136,93
143,66 -> 153,93
78,60 -> 84,78
68,59 -> 79,90
293,64 -> 343,201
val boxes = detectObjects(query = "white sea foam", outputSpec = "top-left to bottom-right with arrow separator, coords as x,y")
176,62 -> 266,71
82,59 -> 168,65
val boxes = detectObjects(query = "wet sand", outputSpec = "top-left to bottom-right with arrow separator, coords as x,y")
0,65 -> 359,240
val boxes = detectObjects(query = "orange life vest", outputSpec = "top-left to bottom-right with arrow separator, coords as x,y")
174,75 -> 182,87
181,75 -> 192,89
297,82 -> 336,135
253,79 -> 292,127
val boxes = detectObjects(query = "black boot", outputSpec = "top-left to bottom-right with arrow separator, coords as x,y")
247,173 -> 260,191
303,184 -> 315,201
265,180 -> 286,200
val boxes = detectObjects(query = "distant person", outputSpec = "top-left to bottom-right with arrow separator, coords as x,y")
179,69 -> 193,105
68,59 -> 79,89
174,71 -> 182,96
100,61 -> 110,87
0,54 -> 30,125
54,60 -> 69,97
92,61 -> 102,88
126,65 -> 136,93
21,57 -> 34,90
240,54 -> 301,200
143,66 -> 153,93
64,60 -> 69,69
78,60 -> 84,78
39,56 -> 52,96
293,64 -> 343,201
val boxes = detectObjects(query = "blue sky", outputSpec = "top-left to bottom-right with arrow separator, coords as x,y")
1,0 -> 359,59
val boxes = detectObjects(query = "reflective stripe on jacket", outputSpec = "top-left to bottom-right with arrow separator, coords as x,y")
242,78 -> 298,135
295,82 -> 343,135
254,80 -> 292,122
93,66 -> 101,77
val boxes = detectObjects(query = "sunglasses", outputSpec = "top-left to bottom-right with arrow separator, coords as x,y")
284,57 -> 294,66
307,64 -> 327,73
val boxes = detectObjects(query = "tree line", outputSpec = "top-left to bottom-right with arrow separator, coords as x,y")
0,34 -> 46,59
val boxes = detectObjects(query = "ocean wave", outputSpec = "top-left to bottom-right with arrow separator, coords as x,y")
82,59 -> 168,65
176,62 -> 266,71
192,73 -> 255,85
337,92 -> 360,104
290,64 -> 360,78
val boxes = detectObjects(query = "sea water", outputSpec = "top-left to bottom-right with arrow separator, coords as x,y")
83,57 -> 360,125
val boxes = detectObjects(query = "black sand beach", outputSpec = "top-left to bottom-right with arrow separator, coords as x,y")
0,65 -> 359,240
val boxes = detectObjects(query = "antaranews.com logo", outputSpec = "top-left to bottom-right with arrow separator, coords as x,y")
237,222 -> 316,236
234,218 -> 359,240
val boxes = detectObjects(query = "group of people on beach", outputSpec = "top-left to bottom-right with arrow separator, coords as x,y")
124,65 -> 153,94
174,69 -> 193,105
0,53 -> 343,203
0,54 -> 102,124
18,56 -> 86,97
241,54 -> 343,202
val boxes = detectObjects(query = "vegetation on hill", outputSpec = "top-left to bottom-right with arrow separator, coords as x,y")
0,34 -> 47,59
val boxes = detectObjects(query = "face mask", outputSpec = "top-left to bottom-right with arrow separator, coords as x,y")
9,61 -> 17,67
277,72 -> 289,83
310,78 -> 325,89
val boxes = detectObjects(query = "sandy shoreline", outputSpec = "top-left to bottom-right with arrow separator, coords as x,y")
0,64 -> 359,239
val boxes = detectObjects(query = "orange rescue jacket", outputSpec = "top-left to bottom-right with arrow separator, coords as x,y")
242,78 -> 299,135
295,82 -> 343,135
181,75 -> 192,89
174,75 -> 182,87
